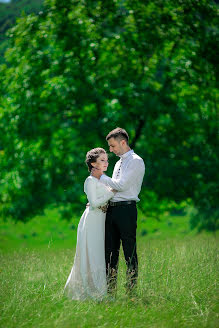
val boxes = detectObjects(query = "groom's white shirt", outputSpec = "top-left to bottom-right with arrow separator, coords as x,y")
100,149 -> 145,202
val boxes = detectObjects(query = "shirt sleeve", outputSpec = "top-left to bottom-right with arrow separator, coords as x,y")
100,161 -> 120,185
85,178 -> 114,208
100,158 -> 145,191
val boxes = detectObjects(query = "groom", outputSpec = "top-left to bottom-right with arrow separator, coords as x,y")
92,127 -> 145,296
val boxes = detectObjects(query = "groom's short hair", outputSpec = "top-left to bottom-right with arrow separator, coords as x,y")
106,127 -> 129,144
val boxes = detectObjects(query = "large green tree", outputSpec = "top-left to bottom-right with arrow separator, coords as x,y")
0,0 -> 218,230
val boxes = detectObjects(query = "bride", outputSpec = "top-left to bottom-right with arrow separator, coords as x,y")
64,148 -> 116,300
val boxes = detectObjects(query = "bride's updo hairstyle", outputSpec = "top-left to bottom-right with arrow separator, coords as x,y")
85,147 -> 106,172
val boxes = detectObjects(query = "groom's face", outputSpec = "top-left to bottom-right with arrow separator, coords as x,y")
107,137 -> 124,156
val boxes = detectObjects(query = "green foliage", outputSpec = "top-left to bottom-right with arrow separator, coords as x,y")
138,189 -> 190,220
0,0 -> 43,38
190,206 -> 219,232
0,0 -> 218,230
0,0 -> 44,63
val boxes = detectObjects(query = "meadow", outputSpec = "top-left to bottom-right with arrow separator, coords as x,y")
0,208 -> 218,328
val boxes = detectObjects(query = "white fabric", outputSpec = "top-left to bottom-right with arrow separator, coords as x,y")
100,149 -> 145,202
64,176 -> 114,300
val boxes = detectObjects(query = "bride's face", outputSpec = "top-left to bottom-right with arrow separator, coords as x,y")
92,153 -> 109,172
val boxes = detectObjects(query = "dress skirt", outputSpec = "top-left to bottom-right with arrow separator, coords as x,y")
64,207 -> 107,300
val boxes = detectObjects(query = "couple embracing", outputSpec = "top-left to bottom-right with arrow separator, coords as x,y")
64,128 -> 145,300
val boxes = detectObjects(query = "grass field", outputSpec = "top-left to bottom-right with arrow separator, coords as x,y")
0,208 -> 218,327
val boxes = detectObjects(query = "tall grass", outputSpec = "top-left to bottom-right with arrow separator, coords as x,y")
0,236 -> 218,328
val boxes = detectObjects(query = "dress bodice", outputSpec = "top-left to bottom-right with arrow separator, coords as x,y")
84,176 -> 114,209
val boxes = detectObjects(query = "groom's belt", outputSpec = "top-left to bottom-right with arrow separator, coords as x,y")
109,200 -> 136,207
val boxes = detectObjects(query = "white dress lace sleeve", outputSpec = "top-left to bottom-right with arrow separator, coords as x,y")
84,176 -> 114,208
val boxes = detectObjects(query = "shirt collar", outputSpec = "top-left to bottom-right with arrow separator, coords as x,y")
120,149 -> 134,159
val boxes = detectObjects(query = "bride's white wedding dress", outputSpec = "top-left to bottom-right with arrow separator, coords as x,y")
64,176 -> 114,300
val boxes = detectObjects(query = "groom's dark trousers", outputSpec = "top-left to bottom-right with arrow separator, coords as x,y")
105,201 -> 138,293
